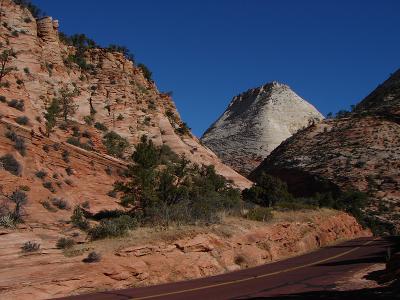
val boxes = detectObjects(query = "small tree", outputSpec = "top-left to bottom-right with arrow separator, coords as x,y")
9,190 -> 28,221
44,99 -> 61,137
0,49 -> 17,84
56,87 -> 79,122
242,173 -> 293,207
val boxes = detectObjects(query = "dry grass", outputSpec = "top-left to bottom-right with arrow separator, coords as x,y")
65,208 -> 339,256
271,208 -> 337,223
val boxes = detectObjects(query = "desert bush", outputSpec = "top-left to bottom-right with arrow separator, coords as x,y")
56,237 -> 75,249
67,137 -> 93,151
15,116 -> 29,125
0,154 -> 21,175
83,251 -> 101,263
42,144 -> 50,152
51,198 -> 69,210
0,95 -> 6,102
246,207 -> 274,222
65,166 -> 73,176
83,115 -> 94,125
14,137 -> 26,156
117,114 -> 124,121
35,170 -> 47,179
40,200 -> 57,212
138,63 -> 152,81
65,179 -> 73,186
43,181 -> 55,193
7,99 -> 24,111
94,122 -> 108,132
0,214 -> 16,228
5,130 -> 27,156
71,206 -> 89,230
176,122 -> 191,136
88,215 -> 137,240
103,131 -> 129,158
9,189 -> 28,220
242,173 -> 293,207
62,150 -> 70,163
21,241 -> 40,252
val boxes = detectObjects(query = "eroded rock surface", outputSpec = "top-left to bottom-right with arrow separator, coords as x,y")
251,70 -> 400,233
201,82 -> 323,175
0,211 -> 369,299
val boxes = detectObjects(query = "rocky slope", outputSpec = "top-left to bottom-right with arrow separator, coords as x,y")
0,210 -> 369,299
251,70 -> 400,233
0,0 -> 250,189
201,82 -> 323,175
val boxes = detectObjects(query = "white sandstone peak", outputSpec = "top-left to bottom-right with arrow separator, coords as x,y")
201,82 -> 324,175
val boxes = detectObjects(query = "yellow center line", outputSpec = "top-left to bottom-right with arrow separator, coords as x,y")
130,238 -> 376,300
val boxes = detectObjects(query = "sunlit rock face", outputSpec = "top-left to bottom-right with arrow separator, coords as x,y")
201,81 -> 323,175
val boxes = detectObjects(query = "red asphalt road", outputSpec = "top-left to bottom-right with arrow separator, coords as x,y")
55,237 -> 393,300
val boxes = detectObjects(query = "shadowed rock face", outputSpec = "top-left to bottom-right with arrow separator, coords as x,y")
251,70 -> 400,233
355,69 -> 400,117
201,82 -> 323,175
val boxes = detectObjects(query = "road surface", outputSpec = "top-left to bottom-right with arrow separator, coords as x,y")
56,237 -> 398,300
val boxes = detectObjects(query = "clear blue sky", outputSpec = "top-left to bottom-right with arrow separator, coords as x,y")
33,0 -> 400,137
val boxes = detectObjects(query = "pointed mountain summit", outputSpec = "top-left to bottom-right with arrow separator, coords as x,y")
201,82 -> 324,175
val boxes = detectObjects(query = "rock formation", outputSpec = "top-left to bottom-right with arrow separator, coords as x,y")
251,70 -> 400,233
0,0 -> 250,189
0,210 -> 369,299
201,82 -> 323,175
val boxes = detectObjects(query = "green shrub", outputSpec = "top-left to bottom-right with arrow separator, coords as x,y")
35,170 -> 47,179
21,241 -> 40,252
7,99 -> 24,111
117,114 -> 124,121
56,237 -> 75,249
67,137 -> 93,151
114,136 -> 241,226
102,131 -> 129,158
94,122 -> 108,132
88,215 -> 137,240
43,181 -> 55,193
0,95 -> 6,103
83,115 -> 94,125
242,173 -> 293,207
15,116 -> 29,125
246,207 -> 274,222
0,154 -> 21,175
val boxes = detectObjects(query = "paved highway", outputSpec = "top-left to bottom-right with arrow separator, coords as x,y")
56,237 -> 397,300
